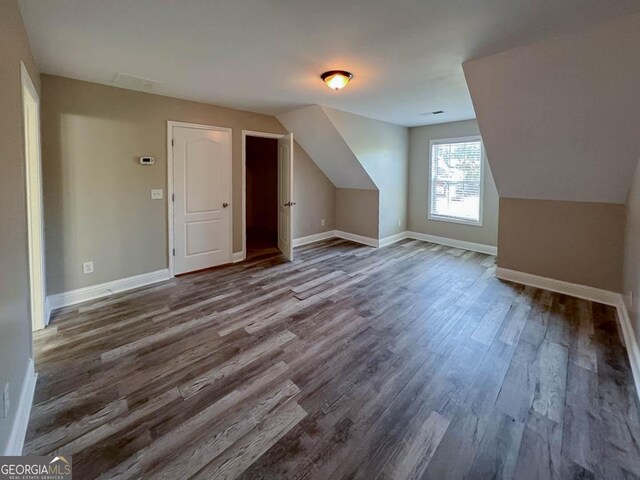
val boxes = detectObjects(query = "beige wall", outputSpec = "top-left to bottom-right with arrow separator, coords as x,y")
0,0 -> 40,452
499,198 -> 625,292
623,160 -> 640,346
41,75 -> 335,293
293,144 -> 336,239
335,188 -> 379,239
408,120 -> 499,247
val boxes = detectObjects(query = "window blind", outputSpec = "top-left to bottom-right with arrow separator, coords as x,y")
429,139 -> 482,224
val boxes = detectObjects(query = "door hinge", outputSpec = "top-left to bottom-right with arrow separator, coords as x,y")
172,248 -> 175,256
171,139 -> 174,147
172,193 -> 175,202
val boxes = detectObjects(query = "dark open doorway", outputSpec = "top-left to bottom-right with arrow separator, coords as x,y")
245,136 -> 279,258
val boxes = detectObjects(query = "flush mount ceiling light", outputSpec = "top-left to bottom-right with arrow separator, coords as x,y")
321,70 -> 353,91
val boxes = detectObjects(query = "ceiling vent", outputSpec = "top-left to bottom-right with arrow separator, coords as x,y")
111,73 -> 160,92
420,110 -> 445,116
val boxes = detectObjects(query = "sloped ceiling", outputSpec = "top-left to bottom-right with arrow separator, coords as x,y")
277,106 -> 377,190
322,107 -> 408,189
463,13 -> 640,204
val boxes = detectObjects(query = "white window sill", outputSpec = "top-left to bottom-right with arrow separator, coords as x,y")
427,215 -> 483,227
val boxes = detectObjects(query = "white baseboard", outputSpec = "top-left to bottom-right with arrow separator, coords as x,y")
334,230 -> 379,248
294,230 -> 380,248
495,267 -> 640,402
44,297 -> 52,327
379,231 -> 410,247
3,359 -> 37,455
406,231 -> 497,256
293,230 -> 337,247
47,269 -> 171,311
292,229 -> 496,254
232,251 -> 246,263
614,297 -> 640,403
495,267 -> 619,306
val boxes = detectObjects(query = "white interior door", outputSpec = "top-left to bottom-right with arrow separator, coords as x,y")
173,126 -> 232,274
22,64 -> 46,331
277,133 -> 294,261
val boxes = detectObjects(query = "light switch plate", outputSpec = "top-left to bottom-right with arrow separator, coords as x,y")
151,189 -> 163,200
83,261 -> 94,274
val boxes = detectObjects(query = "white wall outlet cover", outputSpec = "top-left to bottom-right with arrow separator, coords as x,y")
321,219 -> 326,226
151,189 -> 163,200
83,261 -> 94,274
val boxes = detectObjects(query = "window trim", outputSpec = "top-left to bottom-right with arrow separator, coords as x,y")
427,135 -> 484,227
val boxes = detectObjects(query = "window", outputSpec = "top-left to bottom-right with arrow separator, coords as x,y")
428,137 -> 483,226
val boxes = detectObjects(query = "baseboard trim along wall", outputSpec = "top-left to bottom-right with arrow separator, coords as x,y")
3,360 -> 37,455
292,230 -> 337,247
47,269 -> 171,312
292,230 -> 381,248
495,267 -> 640,402
232,252 -> 246,263
495,267 -> 619,306
293,230 -> 498,254
44,297 -> 52,328
334,230 -> 379,247
615,296 -> 640,404
406,232 -> 498,256
379,231 -> 410,247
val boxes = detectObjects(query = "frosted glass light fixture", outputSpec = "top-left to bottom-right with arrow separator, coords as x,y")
321,70 -> 353,90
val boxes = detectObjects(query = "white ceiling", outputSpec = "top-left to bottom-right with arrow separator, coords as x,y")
19,0 -> 640,127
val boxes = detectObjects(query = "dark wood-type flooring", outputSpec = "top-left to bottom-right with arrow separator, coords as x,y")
26,238 -> 640,479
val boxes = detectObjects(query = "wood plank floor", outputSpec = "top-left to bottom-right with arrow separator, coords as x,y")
27,238 -> 640,479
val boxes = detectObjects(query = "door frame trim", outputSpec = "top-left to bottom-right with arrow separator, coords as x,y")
21,62 -> 47,331
167,121 -> 233,277
241,130 -> 284,261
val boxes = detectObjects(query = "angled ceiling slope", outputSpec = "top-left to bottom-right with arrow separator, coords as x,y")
464,13 -> 640,204
277,106 -> 377,190
322,106 -> 408,191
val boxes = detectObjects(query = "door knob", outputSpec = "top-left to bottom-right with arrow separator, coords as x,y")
222,202 -> 229,208
284,201 -> 297,207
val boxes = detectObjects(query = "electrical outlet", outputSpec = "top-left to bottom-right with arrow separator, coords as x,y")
83,261 -> 94,274
151,189 -> 163,200
398,219 -> 402,227
321,219 -> 326,226
3,384 -> 9,419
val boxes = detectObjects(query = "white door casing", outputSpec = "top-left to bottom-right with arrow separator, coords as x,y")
22,63 -> 46,331
172,125 -> 232,274
278,133 -> 294,261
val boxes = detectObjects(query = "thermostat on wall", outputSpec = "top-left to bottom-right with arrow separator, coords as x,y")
139,156 -> 155,165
